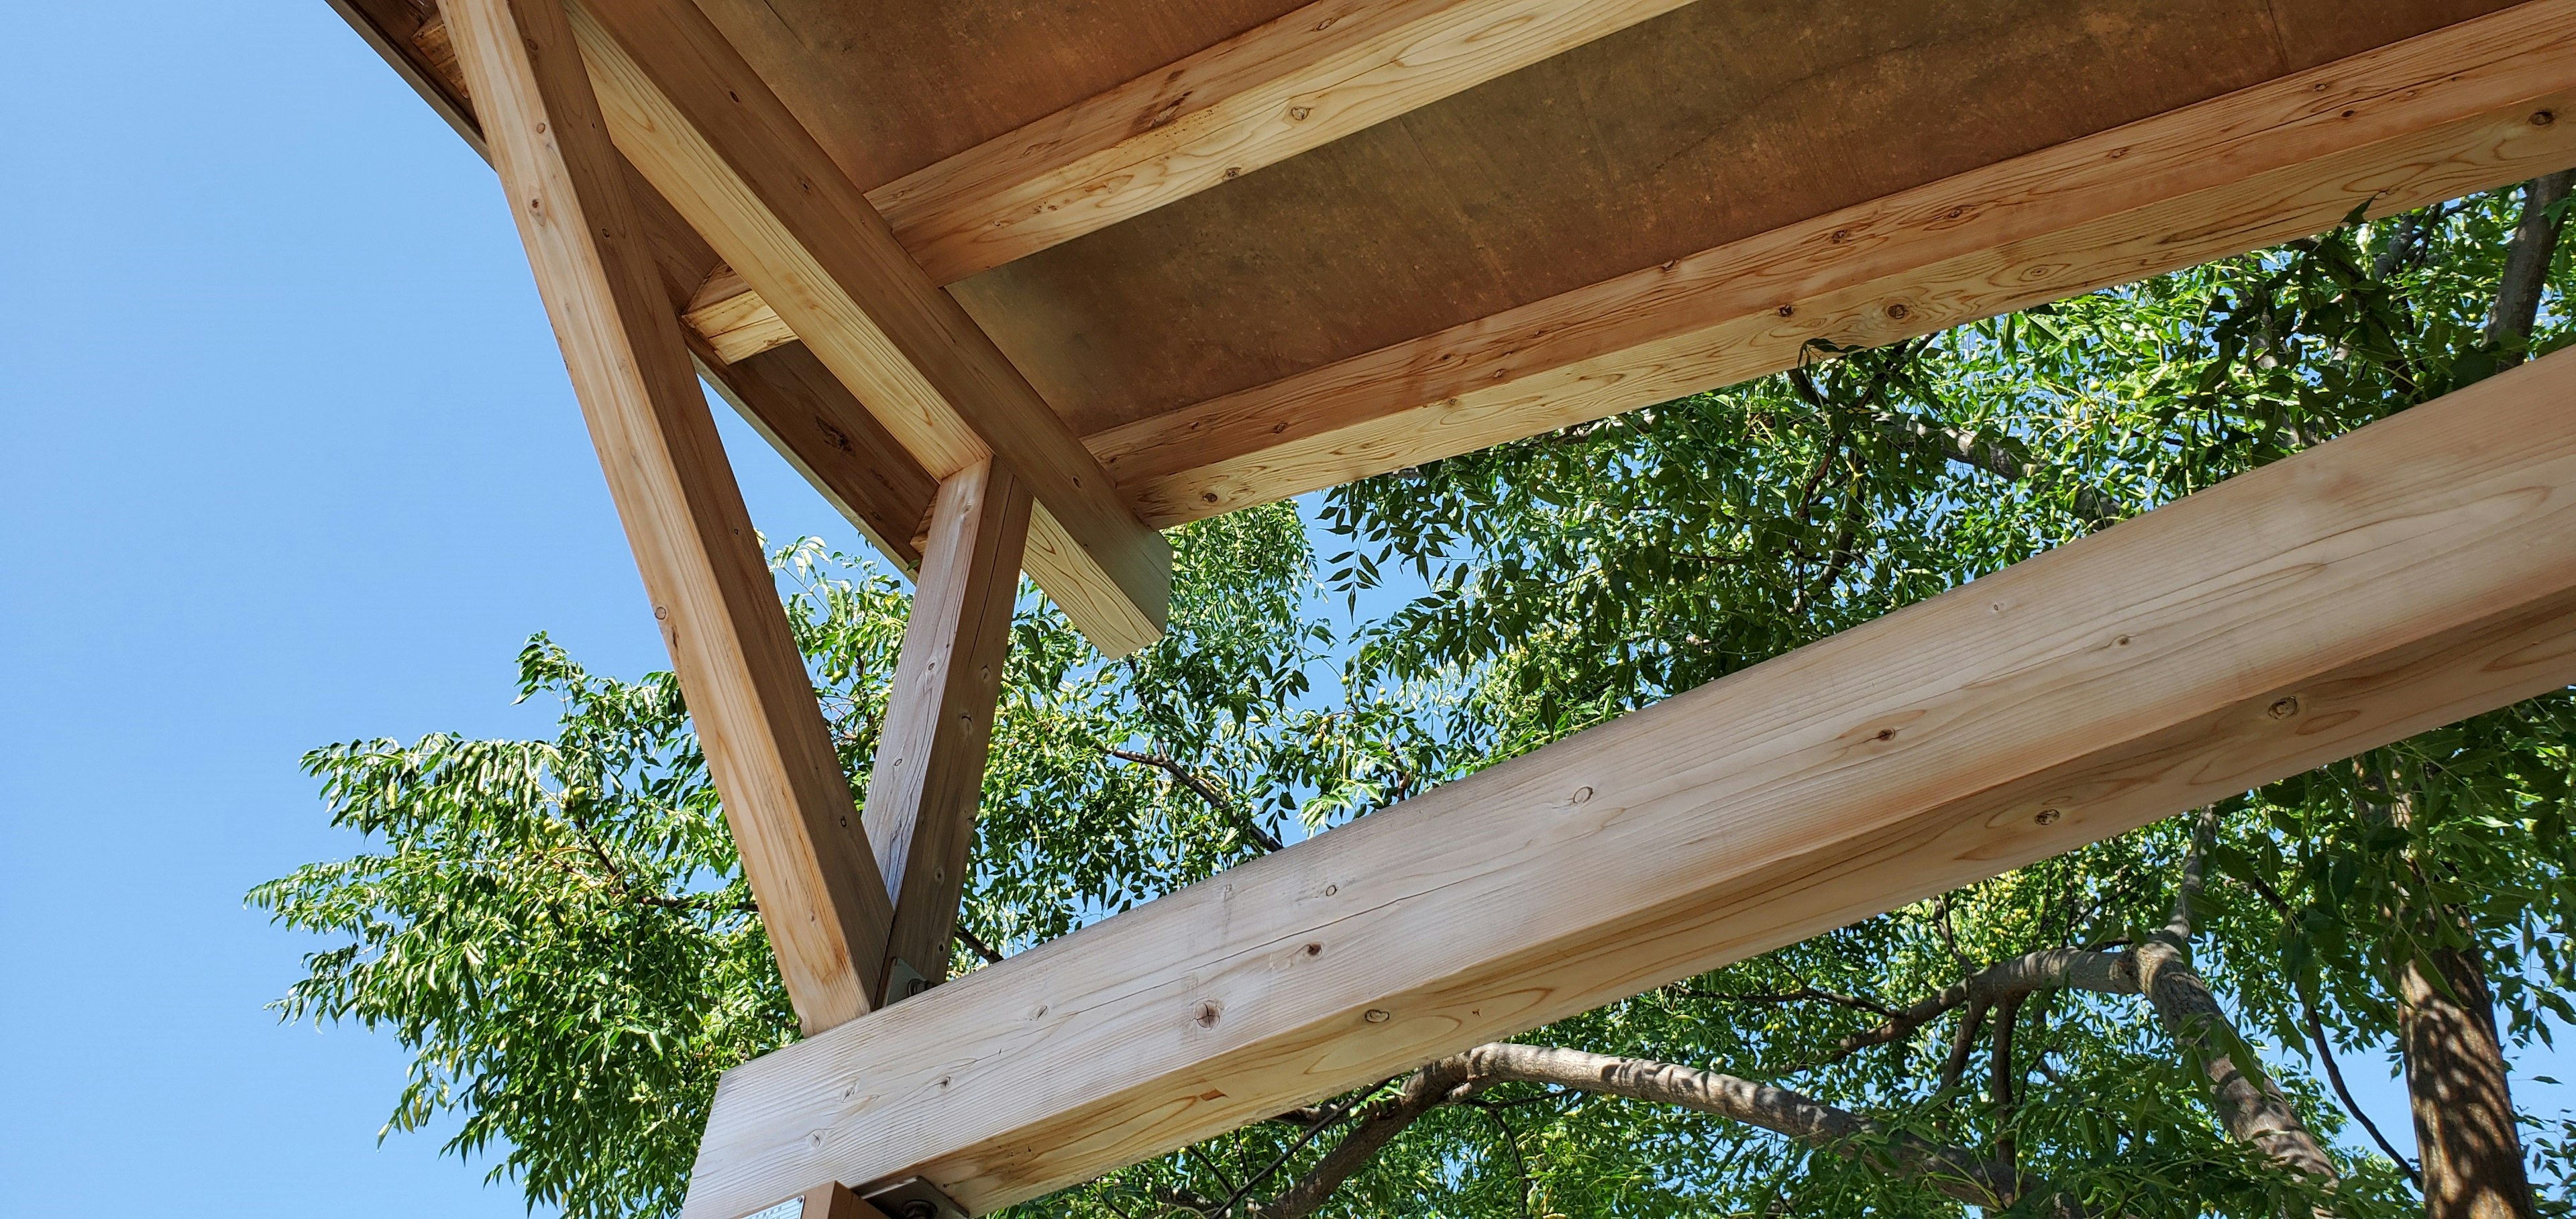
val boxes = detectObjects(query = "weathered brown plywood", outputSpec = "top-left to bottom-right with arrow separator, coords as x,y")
1083,1 -> 2576,525
870,0 -> 1701,284
686,347 -> 2576,1217
688,0 -> 1306,193
954,0 -> 2522,438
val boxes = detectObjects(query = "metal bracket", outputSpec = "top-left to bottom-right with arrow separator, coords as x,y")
884,957 -> 932,1002
859,1177 -> 966,1219
737,1197 -> 806,1219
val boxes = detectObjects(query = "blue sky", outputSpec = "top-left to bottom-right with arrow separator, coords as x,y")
1,3 -> 2559,1217
0,4 -> 852,1214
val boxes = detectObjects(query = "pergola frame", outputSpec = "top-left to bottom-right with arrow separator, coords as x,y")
327,0 -> 2576,1215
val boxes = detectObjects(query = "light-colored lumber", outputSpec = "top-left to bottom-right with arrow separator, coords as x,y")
684,349 -> 2576,1216
441,0 -> 893,1034
868,0 -> 1697,285
562,0 -> 1172,656
686,264 -> 798,365
328,0 -> 941,578
864,460 -> 1032,1001
1083,0 -> 2576,526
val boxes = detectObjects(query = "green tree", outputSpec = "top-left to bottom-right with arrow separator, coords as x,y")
256,174 -> 2576,1219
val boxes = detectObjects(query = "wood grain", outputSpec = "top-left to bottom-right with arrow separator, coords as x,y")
566,0 -> 1171,655
1084,0 -> 2576,525
692,341 -> 938,574
327,0 -> 940,577
441,0 -> 892,1034
963,0 -> 2514,439
865,460 -> 1032,1001
686,264 -> 798,364
867,0 -> 1696,284
685,350 -> 2576,1215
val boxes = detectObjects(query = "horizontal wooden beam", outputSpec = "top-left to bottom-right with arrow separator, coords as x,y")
868,0 -> 1695,284
1084,0 -> 2576,527
567,0 -> 1172,656
684,348 -> 2576,1216
411,0 -> 1688,284
443,0 -> 894,1033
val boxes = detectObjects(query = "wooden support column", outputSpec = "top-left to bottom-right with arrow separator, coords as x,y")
685,350 -> 2576,1216
441,0 -> 893,1033
865,460 -> 1032,1000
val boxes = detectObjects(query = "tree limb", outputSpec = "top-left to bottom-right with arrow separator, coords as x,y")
1824,947 -> 2137,1061
954,922 -> 1006,965
2128,810 -> 2343,1186
2487,169 -> 2575,366
1107,746 -> 1286,853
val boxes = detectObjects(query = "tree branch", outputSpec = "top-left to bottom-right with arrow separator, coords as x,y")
1824,947 -> 2137,1062
1456,1045 -> 2023,1208
954,922 -> 1006,965
2487,169 -> 2575,366
2127,810 -> 2343,1186
1107,746 -> 1286,853
1670,985 -> 1898,1019
1241,1058 -> 1478,1219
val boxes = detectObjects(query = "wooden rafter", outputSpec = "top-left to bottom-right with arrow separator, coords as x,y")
1082,0 -> 2576,525
864,460 -> 1033,1000
694,340 -> 939,573
684,349 -> 2576,1216
869,0 -> 1699,284
327,0 -> 940,573
408,0 -> 1696,285
565,0 -> 1173,657
439,0 -> 894,1033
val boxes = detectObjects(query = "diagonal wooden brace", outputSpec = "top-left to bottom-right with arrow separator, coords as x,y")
864,460 -> 1032,1000
441,0 -> 894,1033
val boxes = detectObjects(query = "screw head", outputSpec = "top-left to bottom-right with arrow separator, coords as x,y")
2267,696 -> 2301,720
2033,808 -> 2063,826
1364,1008 -> 1391,1024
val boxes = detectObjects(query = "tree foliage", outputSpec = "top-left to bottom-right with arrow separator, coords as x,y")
258,181 -> 2576,1219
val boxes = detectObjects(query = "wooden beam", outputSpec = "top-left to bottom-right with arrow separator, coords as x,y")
684,350 -> 2576,1217
1084,0 -> 2576,527
562,0 -> 1173,656
441,0 -> 894,1033
864,460 -> 1032,1001
686,264 -> 798,365
325,0 -> 940,575
868,0 -> 1697,285
412,0 -> 1696,285
692,341 -> 938,573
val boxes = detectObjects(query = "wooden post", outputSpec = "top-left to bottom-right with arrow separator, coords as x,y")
864,460 -> 1032,999
441,0 -> 893,1033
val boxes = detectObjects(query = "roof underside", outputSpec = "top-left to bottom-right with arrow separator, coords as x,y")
705,0 -> 2512,437
345,0 -> 2548,541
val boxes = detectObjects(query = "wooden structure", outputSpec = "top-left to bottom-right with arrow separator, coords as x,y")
325,0 -> 2576,1214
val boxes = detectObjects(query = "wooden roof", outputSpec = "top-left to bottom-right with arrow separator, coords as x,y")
325,2 -> 2576,1213
336,0 -> 2551,547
